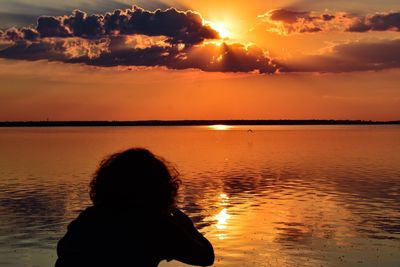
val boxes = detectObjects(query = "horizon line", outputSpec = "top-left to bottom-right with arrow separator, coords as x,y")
1,119 -> 399,127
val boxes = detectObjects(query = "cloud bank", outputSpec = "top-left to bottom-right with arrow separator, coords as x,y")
3,7 -> 219,44
259,9 -> 400,35
0,7 -> 279,74
1,6 -> 400,74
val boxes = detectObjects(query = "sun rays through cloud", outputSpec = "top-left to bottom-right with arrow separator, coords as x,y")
206,21 -> 233,39
0,2 -> 399,74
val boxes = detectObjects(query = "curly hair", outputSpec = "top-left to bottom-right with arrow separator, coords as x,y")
89,148 -> 180,212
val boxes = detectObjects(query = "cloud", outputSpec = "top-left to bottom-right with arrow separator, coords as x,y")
348,12 -> 400,32
1,7 -> 219,45
259,9 -> 400,35
0,34 -> 279,74
4,6 -> 399,74
31,7 -> 219,45
279,39 -> 400,72
0,6 -> 281,74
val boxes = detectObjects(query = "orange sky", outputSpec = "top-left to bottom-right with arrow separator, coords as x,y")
0,0 -> 399,120
1,59 -> 399,121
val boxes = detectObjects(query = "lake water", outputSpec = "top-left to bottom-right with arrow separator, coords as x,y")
0,125 -> 399,267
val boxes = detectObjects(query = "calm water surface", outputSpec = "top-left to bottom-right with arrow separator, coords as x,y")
0,125 -> 399,267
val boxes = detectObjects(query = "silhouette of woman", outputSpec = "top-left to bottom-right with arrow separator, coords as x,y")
55,148 -> 214,267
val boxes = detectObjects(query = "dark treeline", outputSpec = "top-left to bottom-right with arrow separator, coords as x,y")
0,120 -> 399,127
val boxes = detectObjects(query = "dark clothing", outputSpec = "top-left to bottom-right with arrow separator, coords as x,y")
55,206 -> 214,267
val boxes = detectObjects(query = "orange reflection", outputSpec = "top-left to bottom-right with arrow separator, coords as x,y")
215,208 -> 230,231
209,124 -> 232,130
215,193 -> 231,240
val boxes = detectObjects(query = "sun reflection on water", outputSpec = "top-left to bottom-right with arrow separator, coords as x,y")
215,208 -> 230,230
215,193 -> 231,240
209,124 -> 232,131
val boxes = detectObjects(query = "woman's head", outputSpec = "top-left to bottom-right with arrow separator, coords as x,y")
89,148 -> 180,212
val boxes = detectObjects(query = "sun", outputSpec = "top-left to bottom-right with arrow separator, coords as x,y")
207,21 -> 232,39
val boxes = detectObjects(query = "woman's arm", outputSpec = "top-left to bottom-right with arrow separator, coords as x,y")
164,209 -> 215,266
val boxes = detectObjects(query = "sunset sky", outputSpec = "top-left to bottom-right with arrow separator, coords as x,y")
0,0 -> 399,121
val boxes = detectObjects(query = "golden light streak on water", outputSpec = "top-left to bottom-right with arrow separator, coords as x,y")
209,124 -> 232,130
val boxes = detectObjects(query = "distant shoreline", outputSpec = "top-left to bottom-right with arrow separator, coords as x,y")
0,120 -> 399,127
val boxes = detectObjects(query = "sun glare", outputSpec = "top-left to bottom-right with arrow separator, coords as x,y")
209,124 -> 232,130
215,208 -> 230,230
207,21 -> 232,39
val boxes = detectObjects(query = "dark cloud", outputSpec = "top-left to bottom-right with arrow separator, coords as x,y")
4,28 -> 21,41
21,27 -> 39,40
259,9 -> 400,35
0,35 -> 279,74
105,7 -> 219,44
258,9 -> 337,34
347,12 -> 400,32
170,43 -> 278,73
268,9 -> 311,23
0,39 -> 69,61
37,16 -> 71,37
279,39 -> 400,72
0,1 -> 191,29
32,7 -> 219,45
1,27 -> 39,41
